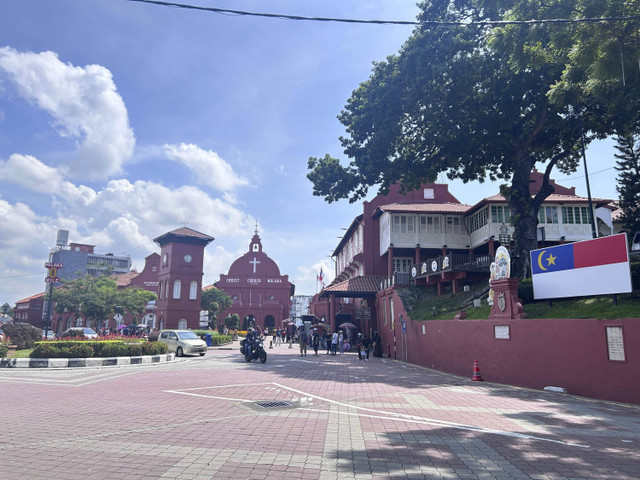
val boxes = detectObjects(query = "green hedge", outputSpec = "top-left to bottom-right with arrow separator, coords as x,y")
31,340 -> 167,358
210,335 -> 231,345
0,344 -> 8,358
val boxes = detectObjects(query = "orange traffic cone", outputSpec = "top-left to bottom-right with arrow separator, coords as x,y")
471,360 -> 484,381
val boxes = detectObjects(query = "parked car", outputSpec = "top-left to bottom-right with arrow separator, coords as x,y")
42,330 -> 56,340
157,330 -> 207,357
60,327 -> 98,339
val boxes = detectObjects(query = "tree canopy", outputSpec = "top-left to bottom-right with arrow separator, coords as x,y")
52,275 -> 156,323
308,0 -> 640,277
201,286 -> 233,320
614,133 -> 640,236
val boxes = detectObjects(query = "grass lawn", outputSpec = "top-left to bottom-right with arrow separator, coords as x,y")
9,348 -> 33,358
403,283 -> 640,321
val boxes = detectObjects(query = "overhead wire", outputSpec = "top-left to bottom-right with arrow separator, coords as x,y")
126,0 -> 640,27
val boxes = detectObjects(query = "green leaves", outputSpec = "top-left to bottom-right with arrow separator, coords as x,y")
307,0 -> 640,277
52,275 -> 157,323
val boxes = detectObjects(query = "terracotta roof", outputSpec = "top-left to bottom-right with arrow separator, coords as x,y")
376,202 -> 470,214
166,227 -> 214,240
481,193 -> 613,205
321,275 -> 387,297
115,271 -> 140,287
609,202 -> 624,221
154,226 -> 215,246
15,292 -> 46,304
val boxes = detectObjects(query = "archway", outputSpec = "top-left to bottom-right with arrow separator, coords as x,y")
264,315 -> 275,330
243,315 -> 255,330
178,318 -> 188,329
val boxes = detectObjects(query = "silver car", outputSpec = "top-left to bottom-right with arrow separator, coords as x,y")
158,330 -> 207,357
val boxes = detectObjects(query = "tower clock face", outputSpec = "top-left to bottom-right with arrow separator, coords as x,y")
183,254 -> 192,263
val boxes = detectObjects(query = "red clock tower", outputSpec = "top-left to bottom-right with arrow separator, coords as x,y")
153,227 -> 214,330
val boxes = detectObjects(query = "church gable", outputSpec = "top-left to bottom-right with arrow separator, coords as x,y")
215,227 -> 292,329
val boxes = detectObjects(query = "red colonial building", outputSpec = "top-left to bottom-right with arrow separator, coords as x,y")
216,229 -> 294,330
154,227 -> 214,330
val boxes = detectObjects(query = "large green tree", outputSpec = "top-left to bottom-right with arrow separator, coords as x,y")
53,275 -> 156,324
308,0 -> 640,278
614,133 -> 640,236
200,286 -> 233,322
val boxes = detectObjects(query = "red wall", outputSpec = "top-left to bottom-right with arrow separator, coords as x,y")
377,289 -> 640,405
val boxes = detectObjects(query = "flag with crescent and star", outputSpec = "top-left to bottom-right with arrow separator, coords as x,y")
529,233 -> 632,299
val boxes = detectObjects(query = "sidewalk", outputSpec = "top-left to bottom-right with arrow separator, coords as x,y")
1,337 -> 638,479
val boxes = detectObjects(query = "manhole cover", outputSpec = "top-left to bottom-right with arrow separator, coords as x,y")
244,399 -> 303,412
255,400 -> 293,409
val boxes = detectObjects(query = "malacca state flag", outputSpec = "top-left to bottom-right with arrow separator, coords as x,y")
530,233 -> 632,300
317,268 -> 325,286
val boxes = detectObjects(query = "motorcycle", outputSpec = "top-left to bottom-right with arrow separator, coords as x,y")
240,337 -> 267,363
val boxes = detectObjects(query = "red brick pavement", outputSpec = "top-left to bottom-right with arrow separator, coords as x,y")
1,341 -> 639,479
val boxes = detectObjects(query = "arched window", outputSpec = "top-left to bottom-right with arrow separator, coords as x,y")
173,279 -> 181,299
189,281 -> 198,300
178,318 -> 188,329
159,281 -> 164,299
165,280 -> 169,299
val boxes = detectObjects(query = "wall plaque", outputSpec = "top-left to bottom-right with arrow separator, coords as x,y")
494,325 -> 510,340
606,326 -> 626,362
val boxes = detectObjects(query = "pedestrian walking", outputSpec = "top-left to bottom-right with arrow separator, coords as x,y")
325,332 -> 332,354
356,333 -> 363,360
273,329 -> 277,345
373,331 -> 381,357
338,331 -> 344,354
299,328 -> 308,356
312,330 -> 320,356
331,331 -> 338,355
363,335 -> 371,361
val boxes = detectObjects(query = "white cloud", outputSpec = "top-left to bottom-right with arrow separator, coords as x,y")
0,173 -> 258,304
163,143 -> 248,191
0,47 -> 135,180
0,153 -> 98,205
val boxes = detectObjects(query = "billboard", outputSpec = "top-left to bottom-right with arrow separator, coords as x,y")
530,233 -> 632,300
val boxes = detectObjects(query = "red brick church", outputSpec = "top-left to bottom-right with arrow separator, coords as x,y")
216,228 -> 294,330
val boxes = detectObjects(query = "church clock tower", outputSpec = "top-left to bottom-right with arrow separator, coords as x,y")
153,227 -> 214,330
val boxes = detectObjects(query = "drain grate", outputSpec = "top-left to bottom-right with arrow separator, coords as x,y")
255,400 -> 293,409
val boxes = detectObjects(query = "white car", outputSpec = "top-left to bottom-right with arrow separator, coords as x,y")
61,327 -> 98,339
158,330 -> 207,357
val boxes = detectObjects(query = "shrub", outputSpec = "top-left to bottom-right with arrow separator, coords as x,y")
147,331 -> 159,342
68,344 -> 94,358
631,260 -> 640,291
31,343 -> 60,358
518,278 -> 535,304
100,343 -> 130,357
1,323 -> 42,349
141,342 -> 168,355
210,335 -> 231,346
0,343 -> 8,358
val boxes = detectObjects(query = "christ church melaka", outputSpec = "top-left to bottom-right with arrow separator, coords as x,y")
213,229 -> 294,331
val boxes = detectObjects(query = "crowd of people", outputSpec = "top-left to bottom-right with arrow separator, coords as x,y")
250,325 -> 380,361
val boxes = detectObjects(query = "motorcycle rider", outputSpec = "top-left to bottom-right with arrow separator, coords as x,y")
245,328 -> 255,357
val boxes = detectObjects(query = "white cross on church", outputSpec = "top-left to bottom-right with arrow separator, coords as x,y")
250,257 -> 260,273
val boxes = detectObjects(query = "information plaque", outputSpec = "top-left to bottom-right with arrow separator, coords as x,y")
494,325 -> 510,340
606,326 -> 626,362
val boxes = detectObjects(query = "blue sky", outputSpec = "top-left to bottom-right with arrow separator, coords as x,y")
0,1 -> 621,305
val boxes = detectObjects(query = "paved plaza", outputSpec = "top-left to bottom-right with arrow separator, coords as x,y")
1,340 -> 639,480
